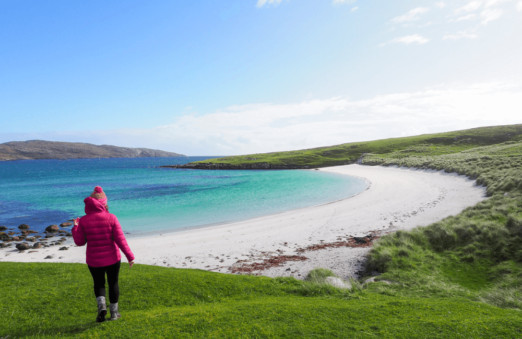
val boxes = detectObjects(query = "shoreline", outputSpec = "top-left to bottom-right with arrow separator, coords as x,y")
124,171 -> 371,239
0,164 -> 486,280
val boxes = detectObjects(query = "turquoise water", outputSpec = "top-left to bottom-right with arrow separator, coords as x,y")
0,157 -> 368,234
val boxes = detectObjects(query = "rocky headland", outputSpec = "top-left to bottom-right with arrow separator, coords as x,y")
0,140 -> 184,161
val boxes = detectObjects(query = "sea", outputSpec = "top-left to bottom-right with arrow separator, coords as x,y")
0,157 -> 368,235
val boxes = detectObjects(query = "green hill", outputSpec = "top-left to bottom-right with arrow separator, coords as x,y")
171,124 -> 522,169
1,262 -> 520,337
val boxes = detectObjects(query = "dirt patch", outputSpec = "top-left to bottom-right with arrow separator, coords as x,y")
296,233 -> 380,253
229,232 -> 381,274
230,255 -> 308,273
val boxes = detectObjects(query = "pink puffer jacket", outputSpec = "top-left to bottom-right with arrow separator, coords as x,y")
72,197 -> 135,267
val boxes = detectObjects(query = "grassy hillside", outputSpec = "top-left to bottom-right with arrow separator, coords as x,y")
1,262 -> 520,338
360,137 -> 522,313
183,124 -> 522,169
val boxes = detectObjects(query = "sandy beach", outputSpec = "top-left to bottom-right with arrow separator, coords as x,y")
0,164 -> 486,280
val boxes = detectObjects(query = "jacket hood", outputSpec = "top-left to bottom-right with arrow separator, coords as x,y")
84,197 -> 107,214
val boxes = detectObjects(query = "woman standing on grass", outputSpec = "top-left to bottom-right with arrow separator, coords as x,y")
72,186 -> 135,323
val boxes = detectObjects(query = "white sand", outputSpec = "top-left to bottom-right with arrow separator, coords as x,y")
0,165 -> 486,280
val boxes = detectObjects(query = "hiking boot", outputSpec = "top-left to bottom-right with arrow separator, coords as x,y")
109,302 -> 121,321
96,296 -> 107,322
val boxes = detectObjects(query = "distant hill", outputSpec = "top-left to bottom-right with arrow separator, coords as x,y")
0,140 -> 184,161
170,124 -> 522,169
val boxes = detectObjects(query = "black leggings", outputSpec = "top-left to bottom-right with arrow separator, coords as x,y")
88,261 -> 121,304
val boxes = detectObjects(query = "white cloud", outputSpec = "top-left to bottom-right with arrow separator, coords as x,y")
456,1 -> 482,13
443,31 -> 478,40
480,8 -> 503,24
435,2 -> 446,8
454,13 -> 477,21
392,7 -> 430,23
484,0 -> 509,8
386,34 -> 429,45
445,0 -> 515,29
351,6 -> 359,12
256,0 -> 282,8
517,1 -> 522,11
74,82 -> 522,155
332,0 -> 357,4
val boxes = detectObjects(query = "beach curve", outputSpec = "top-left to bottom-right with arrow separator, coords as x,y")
0,164 -> 486,280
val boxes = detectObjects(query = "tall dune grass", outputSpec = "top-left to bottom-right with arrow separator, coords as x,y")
363,141 -> 522,310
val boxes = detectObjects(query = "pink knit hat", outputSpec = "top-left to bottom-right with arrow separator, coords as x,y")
90,186 -> 107,204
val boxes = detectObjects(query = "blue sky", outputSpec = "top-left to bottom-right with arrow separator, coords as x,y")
1,0 -> 521,155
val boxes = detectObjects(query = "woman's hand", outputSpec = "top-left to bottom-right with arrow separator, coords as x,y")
73,217 -> 80,227
129,260 -> 135,268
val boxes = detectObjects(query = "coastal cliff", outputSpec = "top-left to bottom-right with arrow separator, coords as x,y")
0,140 -> 184,161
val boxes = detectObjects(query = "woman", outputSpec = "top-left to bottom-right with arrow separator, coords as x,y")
72,186 -> 135,322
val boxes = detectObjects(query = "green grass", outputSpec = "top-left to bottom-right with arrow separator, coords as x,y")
1,262 -> 521,338
360,128 -> 522,313
187,124 -> 522,169
3,123 -> 522,337
304,268 -> 337,284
